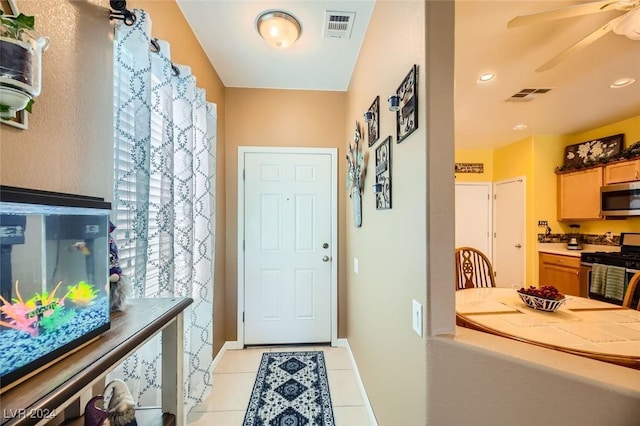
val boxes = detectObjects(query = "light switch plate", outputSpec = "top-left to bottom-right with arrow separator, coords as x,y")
412,299 -> 422,336
353,257 -> 359,274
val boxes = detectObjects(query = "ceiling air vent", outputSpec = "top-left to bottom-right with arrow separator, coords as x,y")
505,88 -> 553,102
323,11 -> 356,39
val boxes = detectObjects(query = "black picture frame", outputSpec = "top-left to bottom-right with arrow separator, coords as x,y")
367,96 -> 380,147
396,64 -> 418,144
375,136 -> 392,209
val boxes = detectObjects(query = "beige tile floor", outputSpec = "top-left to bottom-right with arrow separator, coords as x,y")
188,345 -> 372,425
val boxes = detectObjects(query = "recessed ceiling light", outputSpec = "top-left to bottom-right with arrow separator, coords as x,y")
478,72 -> 495,83
513,123 -> 527,131
610,77 -> 636,88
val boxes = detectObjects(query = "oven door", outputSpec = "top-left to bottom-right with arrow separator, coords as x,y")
580,262 -> 592,298
583,262 -> 638,306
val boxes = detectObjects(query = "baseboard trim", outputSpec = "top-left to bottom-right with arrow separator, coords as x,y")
334,338 -> 348,347
344,339 -> 378,426
211,341 -> 242,372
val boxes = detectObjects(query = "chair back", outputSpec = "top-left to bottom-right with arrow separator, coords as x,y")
623,271 -> 640,310
455,247 -> 496,290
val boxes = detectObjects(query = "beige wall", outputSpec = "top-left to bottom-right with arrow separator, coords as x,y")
224,88 -> 347,340
0,0 -> 114,200
0,0 -> 228,355
345,1 -> 428,424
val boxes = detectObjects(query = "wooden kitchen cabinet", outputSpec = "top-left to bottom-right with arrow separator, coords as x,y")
604,159 -> 640,184
557,167 -> 603,220
538,253 -> 581,296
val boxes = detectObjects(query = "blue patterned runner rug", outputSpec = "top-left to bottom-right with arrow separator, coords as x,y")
243,351 -> 335,426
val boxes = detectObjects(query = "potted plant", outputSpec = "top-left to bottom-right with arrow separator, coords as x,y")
0,10 -> 48,119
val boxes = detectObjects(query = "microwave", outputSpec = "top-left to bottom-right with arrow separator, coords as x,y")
601,182 -> 640,216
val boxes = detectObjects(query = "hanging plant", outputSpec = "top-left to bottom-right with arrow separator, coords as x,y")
0,10 -> 48,119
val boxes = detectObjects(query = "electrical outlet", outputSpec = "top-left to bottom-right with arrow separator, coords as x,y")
538,220 -> 548,227
353,257 -> 359,274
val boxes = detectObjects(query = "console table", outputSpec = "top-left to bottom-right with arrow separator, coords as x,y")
1,297 -> 193,426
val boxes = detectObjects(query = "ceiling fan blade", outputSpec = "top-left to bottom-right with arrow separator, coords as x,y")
536,16 -> 623,71
508,0 -> 621,28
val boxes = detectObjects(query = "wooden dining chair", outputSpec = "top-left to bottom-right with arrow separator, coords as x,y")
455,247 -> 496,290
623,271 -> 640,310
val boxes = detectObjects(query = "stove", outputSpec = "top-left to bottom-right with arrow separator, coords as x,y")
581,232 -> 640,270
580,232 -> 640,305
581,251 -> 640,271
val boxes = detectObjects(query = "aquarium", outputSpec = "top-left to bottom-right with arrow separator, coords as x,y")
0,186 -> 111,390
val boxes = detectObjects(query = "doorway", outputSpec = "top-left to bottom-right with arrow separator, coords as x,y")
455,182 -> 492,261
237,147 -> 338,346
493,177 -> 526,288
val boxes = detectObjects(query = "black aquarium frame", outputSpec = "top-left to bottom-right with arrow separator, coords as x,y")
0,186 -> 112,390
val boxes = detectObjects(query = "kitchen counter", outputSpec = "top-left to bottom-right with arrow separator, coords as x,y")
538,243 -> 620,257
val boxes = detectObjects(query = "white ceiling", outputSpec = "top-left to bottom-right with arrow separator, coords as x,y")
176,0 -> 640,149
176,0 -> 375,91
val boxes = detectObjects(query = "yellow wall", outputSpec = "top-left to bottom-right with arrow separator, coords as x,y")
531,134 -> 569,284
345,1 -> 427,424
224,88 -> 347,340
454,149 -> 493,182
0,0 -> 228,355
567,115 -> 640,149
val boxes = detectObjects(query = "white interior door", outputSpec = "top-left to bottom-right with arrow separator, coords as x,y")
242,150 -> 334,345
493,178 -> 525,288
455,183 -> 492,261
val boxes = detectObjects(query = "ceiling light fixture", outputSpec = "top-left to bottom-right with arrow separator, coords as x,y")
256,10 -> 301,49
478,72 -> 495,83
513,123 -> 527,131
610,77 -> 636,89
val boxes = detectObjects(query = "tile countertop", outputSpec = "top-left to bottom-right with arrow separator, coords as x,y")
537,243 -> 621,257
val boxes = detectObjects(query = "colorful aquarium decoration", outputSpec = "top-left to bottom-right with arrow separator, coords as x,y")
0,186 -> 111,389
67,280 -> 99,307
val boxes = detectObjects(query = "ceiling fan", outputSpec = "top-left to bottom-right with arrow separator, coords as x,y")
508,0 -> 640,72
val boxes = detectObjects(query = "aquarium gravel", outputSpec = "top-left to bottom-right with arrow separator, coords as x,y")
0,296 -> 110,376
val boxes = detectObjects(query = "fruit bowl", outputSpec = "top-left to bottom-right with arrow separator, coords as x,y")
516,286 -> 567,312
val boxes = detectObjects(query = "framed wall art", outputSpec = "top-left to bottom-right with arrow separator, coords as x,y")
562,133 -> 624,169
367,96 -> 380,147
374,136 -> 392,209
396,64 -> 418,144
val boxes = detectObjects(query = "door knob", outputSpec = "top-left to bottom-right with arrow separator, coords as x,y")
515,244 -> 522,248
322,255 -> 331,262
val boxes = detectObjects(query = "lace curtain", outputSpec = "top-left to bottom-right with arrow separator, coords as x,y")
111,9 -> 215,414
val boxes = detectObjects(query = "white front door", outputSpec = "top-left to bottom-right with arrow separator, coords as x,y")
242,150 -> 334,345
493,178 -> 525,288
455,183 -> 492,261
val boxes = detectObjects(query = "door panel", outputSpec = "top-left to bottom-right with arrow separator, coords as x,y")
455,183 -> 492,260
493,178 -> 525,288
244,152 -> 332,344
